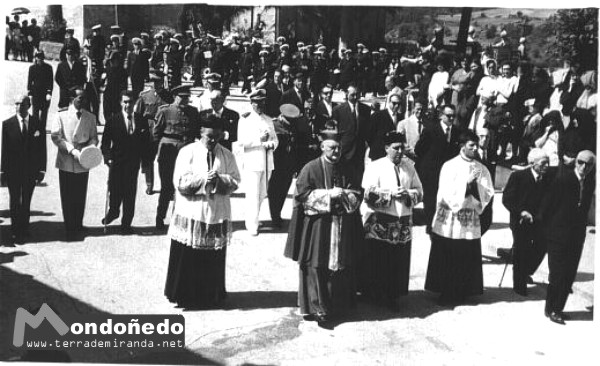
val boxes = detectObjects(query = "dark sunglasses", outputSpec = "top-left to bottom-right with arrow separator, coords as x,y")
577,159 -> 593,166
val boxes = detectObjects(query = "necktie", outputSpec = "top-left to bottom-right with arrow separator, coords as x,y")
579,179 -> 585,206
22,119 -> 28,137
127,114 -> 133,135
76,111 -> 82,120
445,126 -> 450,143
207,151 -> 214,170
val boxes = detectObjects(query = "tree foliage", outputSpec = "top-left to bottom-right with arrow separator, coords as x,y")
547,8 -> 598,70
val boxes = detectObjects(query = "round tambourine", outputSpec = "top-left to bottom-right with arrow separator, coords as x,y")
78,145 -> 103,170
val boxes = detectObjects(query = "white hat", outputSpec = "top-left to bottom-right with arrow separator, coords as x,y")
500,30 -> 507,37
468,26 -> 475,33
519,37 -> 526,43
92,24 -> 102,31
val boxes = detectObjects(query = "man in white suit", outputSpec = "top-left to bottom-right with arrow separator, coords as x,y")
51,93 -> 99,237
237,89 -> 278,235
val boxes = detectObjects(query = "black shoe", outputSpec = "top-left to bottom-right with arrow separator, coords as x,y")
388,299 -> 401,313
514,287 -> 528,296
302,314 -> 317,322
559,312 -> 571,321
76,226 -> 90,233
546,311 -> 565,325
526,276 -> 534,284
120,226 -> 135,235
146,186 -> 154,195
156,218 -> 165,230
101,214 -> 118,226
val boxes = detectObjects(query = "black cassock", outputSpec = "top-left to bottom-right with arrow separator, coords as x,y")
284,157 -> 363,317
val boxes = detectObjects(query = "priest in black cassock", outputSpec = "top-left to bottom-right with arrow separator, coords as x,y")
284,125 -> 363,327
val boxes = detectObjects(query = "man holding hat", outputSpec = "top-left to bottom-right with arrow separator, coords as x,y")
237,89 -> 278,235
284,124 -> 363,327
28,51 -> 54,134
51,92 -> 99,238
1,96 -> 46,244
55,47 -> 86,109
267,103 -> 301,228
152,85 -> 199,230
126,37 -> 150,100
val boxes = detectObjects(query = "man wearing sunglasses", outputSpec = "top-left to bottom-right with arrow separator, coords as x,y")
539,150 -> 595,324
415,105 -> 462,233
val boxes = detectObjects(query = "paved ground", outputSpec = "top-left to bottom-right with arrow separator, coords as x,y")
0,59 -> 597,365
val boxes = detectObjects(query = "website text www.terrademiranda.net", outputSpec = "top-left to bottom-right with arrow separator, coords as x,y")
13,304 -> 185,350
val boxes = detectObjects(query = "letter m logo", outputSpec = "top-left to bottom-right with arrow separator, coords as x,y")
13,304 -> 69,347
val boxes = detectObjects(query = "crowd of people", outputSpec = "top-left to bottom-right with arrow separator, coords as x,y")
1,20 -> 597,329
5,15 -> 42,62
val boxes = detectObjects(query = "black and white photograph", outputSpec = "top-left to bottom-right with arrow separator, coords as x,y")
0,1 -> 598,364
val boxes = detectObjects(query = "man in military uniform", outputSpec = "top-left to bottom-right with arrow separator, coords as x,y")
134,70 -> 173,194
240,41 -> 254,94
60,28 -> 81,61
126,37 -> 150,100
152,85 -> 199,229
151,33 -> 166,69
268,104 -> 301,228
89,24 -> 105,91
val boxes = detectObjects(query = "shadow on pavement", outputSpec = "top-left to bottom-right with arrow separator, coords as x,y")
0,264 -> 219,364
325,286 -> 551,329
488,222 -> 510,230
224,291 -> 297,310
575,272 -> 594,282
562,310 -> 594,321
0,221 -> 168,245
0,210 -> 56,218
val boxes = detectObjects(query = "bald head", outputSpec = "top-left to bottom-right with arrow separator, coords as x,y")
210,90 -> 225,111
576,150 -> 596,178
527,148 -> 549,164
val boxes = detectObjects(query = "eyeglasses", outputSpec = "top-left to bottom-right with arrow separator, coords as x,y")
577,159 -> 593,166
445,114 -> 455,118
122,100 -> 131,104
390,101 -> 400,105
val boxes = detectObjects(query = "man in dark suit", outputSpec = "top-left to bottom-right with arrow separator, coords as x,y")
414,105 -> 462,231
55,47 -> 86,109
332,84 -> 372,175
28,51 -> 54,130
126,37 -> 150,100
539,150 -> 595,324
100,91 -> 151,234
264,70 -> 284,118
315,84 -> 335,131
1,96 -> 46,244
368,93 -> 402,160
280,72 -> 310,111
199,90 -> 239,152
502,149 -> 551,296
